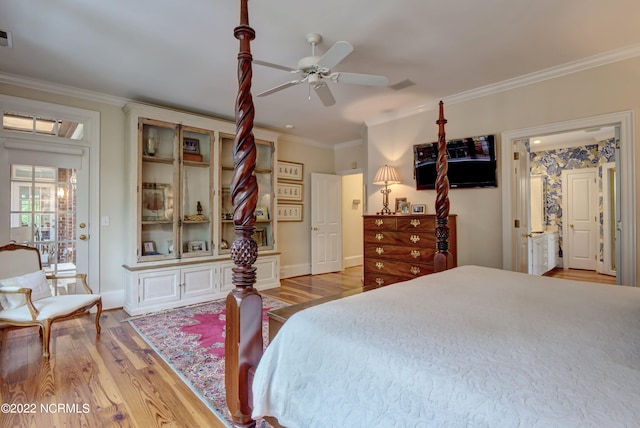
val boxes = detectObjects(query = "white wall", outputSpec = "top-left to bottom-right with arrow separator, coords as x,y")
341,173 -> 363,268
276,135 -> 336,278
366,56 -> 640,283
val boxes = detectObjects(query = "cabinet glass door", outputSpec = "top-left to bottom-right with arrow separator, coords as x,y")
180,126 -> 213,258
219,134 -> 274,253
138,118 -> 178,261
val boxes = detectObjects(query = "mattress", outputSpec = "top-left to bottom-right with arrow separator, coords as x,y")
252,265 -> 640,427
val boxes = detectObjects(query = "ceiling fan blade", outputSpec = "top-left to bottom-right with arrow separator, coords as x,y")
257,80 -> 302,97
316,41 -> 354,70
313,83 -> 336,106
331,72 -> 389,87
254,60 -> 297,72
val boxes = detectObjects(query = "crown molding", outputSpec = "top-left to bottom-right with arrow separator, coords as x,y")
0,72 -> 128,107
366,42 -> 640,128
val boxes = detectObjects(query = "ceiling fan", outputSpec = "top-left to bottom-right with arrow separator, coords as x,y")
254,33 -> 389,106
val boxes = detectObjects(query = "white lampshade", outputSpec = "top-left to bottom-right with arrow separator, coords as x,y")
373,165 -> 401,185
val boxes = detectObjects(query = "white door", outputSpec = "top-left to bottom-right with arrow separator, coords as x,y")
562,168 -> 597,270
311,173 -> 342,274
1,96 -> 99,290
512,140 -> 531,273
8,157 -> 90,279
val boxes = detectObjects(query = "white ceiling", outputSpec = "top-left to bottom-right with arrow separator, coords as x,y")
1,0 -> 640,146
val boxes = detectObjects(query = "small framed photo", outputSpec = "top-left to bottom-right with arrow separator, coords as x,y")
397,200 -> 411,215
411,204 -> 426,214
277,160 -> 304,181
277,204 -> 303,222
187,240 -> 206,252
255,206 -> 269,221
395,197 -> 407,213
182,138 -> 200,154
277,181 -> 303,201
142,241 -> 157,255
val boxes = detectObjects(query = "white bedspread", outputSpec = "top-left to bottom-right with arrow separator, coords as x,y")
252,265 -> 640,427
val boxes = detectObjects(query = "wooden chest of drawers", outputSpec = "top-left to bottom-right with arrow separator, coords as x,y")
363,214 -> 457,287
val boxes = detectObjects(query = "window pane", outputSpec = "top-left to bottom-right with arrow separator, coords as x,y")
3,113 -> 83,140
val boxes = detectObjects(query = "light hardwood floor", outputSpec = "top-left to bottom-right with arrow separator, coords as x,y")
0,265 -> 615,427
544,267 -> 617,284
0,267 -> 363,428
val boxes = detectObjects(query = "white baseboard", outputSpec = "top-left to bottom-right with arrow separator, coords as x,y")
280,263 -> 311,279
100,289 -> 126,311
343,255 -> 363,268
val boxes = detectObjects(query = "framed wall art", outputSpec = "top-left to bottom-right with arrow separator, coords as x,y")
277,160 -> 303,181
277,181 -> 303,201
277,203 -> 303,222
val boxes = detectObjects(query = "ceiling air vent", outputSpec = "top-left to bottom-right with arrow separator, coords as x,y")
0,30 -> 13,48
389,79 -> 415,91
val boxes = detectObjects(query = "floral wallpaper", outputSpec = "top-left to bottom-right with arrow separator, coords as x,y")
529,138 -> 615,263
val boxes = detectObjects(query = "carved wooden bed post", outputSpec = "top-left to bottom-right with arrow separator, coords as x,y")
433,101 -> 453,272
225,1 -> 262,427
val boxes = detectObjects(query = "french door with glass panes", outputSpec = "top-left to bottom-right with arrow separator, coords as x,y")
9,164 -> 88,286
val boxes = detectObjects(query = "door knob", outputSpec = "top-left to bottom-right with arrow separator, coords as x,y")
525,233 -> 533,238
79,223 -> 86,229
79,234 -> 88,241
569,224 -> 574,228
312,227 -> 318,231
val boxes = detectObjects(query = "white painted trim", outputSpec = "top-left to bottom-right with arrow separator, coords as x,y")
501,111 -> 635,286
601,162 -> 617,277
0,71 -> 127,107
366,43 -> 640,128
100,289 -> 126,311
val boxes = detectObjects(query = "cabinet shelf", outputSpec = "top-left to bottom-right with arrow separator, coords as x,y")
183,160 -> 209,168
142,155 -> 174,164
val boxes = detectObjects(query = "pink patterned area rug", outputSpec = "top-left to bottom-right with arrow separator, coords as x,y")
128,296 -> 287,427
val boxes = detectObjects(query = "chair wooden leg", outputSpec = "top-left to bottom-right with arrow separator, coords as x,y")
94,299 -> 102,335
41,320 -> 52,361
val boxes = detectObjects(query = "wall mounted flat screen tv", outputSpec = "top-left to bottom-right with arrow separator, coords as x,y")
414,135 -> 497,189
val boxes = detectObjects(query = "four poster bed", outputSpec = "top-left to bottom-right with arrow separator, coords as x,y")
225,2 -> 640,427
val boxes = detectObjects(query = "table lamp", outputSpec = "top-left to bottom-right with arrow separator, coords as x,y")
373,164 -> 401,215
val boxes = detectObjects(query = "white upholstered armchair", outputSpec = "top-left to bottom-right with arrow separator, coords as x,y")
0,243 -> 102,361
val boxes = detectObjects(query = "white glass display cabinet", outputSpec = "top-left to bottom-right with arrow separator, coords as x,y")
219,133 -> 275,254
138,118 -> 214,262
122,103 -> 280,316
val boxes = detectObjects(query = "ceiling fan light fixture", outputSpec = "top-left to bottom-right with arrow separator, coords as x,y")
254,33 -> 388,106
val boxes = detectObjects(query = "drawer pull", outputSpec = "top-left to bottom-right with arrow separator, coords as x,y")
410,219 -> 421,227
375,261 -> 384,270
375,247 -> 384,255
410,250 -> 420,258
375,277 -> 385,286
410,266 -> 421,275
375,219 -> 384,227
375,233 -> 384,241
410,235 -> 420,243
